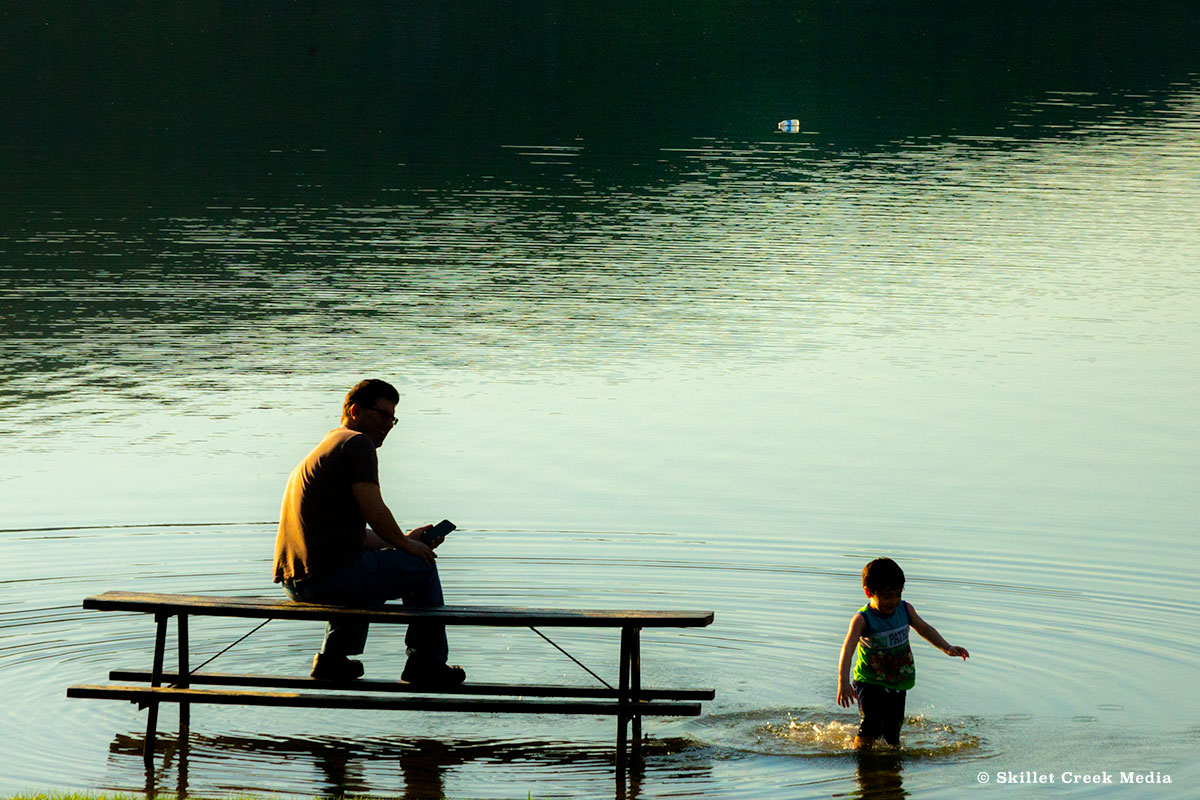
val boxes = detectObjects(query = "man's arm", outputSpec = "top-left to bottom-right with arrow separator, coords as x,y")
907,602 -> 969,659
351,481 -> 436,565
837,613 -> 866,707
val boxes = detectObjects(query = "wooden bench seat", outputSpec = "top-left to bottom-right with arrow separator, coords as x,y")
103,669 -> 716,700
68,684 -> 703,716
68,591 -> 715,777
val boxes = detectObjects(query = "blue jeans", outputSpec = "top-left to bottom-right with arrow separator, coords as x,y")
282,548 -> 449,664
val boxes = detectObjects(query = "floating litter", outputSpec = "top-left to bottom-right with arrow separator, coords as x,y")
777,119 -> 801,133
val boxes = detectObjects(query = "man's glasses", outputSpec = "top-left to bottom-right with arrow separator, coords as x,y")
365,407 -> 398,427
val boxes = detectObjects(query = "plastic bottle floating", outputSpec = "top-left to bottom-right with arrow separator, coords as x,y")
777,119 -> 801,133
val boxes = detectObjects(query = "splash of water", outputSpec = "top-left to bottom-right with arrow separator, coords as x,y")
762,712 -> 860,753
764,711 -> 982,758
692,709 -> 982,759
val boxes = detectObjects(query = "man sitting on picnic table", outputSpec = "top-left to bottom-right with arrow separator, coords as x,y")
272,378 -> 466,687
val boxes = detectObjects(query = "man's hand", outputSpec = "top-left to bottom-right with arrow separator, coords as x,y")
353,483 -> 440,565
408,523 -> 446,549
944,645 -> 970,660
837,681 -> 857,708
399,527 -> 437,565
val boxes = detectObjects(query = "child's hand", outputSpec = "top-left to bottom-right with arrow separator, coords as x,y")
945,645 -> 969,660
837,683 -> 857,708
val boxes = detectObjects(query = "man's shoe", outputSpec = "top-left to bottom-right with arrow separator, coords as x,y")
401,659 -> 466,688
310,652 -> 364,680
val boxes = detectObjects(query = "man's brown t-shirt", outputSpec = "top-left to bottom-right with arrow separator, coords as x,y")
273,426 -> 379,583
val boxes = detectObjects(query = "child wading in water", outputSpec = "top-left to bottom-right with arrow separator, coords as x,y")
837,558 -> 969,748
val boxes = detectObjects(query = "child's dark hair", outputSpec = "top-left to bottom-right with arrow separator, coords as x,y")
862,558 -> 905,594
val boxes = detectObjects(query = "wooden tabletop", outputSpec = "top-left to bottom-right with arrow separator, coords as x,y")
83,591 -> 715,628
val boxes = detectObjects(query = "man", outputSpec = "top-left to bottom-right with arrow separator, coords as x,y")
273,379 -> 465,686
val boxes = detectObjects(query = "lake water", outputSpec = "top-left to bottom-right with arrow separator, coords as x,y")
2,5 -> 1199,798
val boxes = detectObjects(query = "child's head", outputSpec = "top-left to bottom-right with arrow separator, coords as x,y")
862,558 -> 905,611
862,558 -> 905,593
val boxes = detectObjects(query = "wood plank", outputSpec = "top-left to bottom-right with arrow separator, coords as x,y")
67,685 -> 703,716
109,670 -> 715,701
82,591 -> 714,628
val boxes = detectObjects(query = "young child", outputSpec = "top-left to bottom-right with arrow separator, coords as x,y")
837,557 -> 969,748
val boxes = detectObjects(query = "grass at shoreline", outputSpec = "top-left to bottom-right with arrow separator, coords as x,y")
3,796 -> 456,800
6,796 -> 149,800
4,796 -> 260,800
3,796 -> 450,800
5,795 -> 318,800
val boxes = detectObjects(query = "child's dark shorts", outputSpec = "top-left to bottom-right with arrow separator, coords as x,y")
852,681 -> 907,745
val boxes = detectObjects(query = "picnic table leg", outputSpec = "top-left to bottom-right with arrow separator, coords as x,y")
630,626 -> 642,758
177,613 -> 190,729
176,723 -> 190,798
616,626 -> 633,776
144,612 -> 168,769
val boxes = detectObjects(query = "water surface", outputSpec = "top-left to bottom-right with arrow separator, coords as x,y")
2,5 -> 1199,798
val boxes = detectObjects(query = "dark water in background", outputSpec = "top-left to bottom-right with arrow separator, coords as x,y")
3,4 -> 1200,798
5,1 -> 1199,198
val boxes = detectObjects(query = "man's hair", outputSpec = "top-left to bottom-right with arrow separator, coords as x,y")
862,558 -> 905,594
342,379 -> 399,420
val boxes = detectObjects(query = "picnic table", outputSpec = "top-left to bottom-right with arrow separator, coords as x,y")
67,591 -> 716,775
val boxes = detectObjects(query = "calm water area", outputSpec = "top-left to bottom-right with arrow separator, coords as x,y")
3,4 -> 1199,798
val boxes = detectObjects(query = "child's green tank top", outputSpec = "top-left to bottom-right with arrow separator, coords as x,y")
852,602 -> 916,690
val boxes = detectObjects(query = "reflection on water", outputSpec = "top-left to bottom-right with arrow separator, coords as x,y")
852,749 -> 908,800
4,2 -> 1198,198
5,80 -> 1200,433
113,730 -> 699,800
107,720 -> 964,800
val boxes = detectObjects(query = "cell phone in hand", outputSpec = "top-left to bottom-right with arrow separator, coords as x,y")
420,519 -> 456,546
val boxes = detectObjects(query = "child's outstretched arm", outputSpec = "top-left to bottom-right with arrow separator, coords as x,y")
907,602 -> 969,659
837,613 -> 867,707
